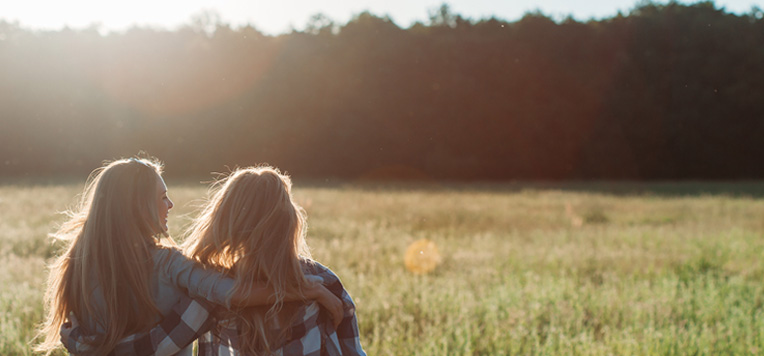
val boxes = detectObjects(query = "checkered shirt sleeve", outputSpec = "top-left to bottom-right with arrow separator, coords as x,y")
60,294 -> 217,356
197,261 -> 366,356
308,261 -> 366,356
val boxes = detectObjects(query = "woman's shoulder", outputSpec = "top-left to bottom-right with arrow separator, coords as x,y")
300,258 -> 325,273
150,245 -> 195,274
300,259 -> 341,283
151,245 -> 184,261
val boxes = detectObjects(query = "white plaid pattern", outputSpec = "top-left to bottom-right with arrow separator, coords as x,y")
61,296 -> 217,356
198,261 -> 366,356
61,261 -> 365,356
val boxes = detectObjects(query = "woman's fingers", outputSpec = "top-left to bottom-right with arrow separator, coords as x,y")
68,312 -> 80,326
316,285 -> 343,328
59,313 -> 78,345
304,278 -> 343,328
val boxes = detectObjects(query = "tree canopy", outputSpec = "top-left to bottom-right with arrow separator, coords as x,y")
1,1 -> 763,180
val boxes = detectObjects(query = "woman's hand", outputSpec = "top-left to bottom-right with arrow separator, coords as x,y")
305,282 -> 344,329
59,313 -> 79,350
230,279 -> 343,328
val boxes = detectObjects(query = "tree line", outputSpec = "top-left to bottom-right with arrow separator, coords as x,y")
1,1 -> 763,180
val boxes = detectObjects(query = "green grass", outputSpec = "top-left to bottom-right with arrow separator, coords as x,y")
2,181 -> 764,355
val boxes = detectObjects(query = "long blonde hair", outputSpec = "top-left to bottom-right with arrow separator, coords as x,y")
36,157 -> 167,355
183,166 -> 312,354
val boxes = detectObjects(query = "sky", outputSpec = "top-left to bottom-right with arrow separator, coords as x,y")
1,0 -> 762,35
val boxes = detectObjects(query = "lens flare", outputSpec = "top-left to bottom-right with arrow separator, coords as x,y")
404,239 -> 442,274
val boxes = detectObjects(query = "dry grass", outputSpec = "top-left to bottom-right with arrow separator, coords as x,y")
2,181 -> 764,355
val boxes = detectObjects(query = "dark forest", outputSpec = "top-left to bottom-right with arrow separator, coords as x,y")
1,1 -> 763,180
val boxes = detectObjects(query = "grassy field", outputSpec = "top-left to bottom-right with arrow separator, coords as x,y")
2,181 -> 764,355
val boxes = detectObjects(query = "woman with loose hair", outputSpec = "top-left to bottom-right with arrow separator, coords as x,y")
184,166 -> 365,355
37,157 -> 343,356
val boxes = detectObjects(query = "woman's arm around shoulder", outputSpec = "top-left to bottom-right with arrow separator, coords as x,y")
154,247 -> 343,323
153,246 -> 236,308
302,259 -> 366,355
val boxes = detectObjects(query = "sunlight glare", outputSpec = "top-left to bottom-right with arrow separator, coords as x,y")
1,0 -> 222,32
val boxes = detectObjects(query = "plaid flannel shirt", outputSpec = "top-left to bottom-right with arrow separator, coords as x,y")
62,261 -> 364,356
61,295 -> 218,356
198,261 -> 366,356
